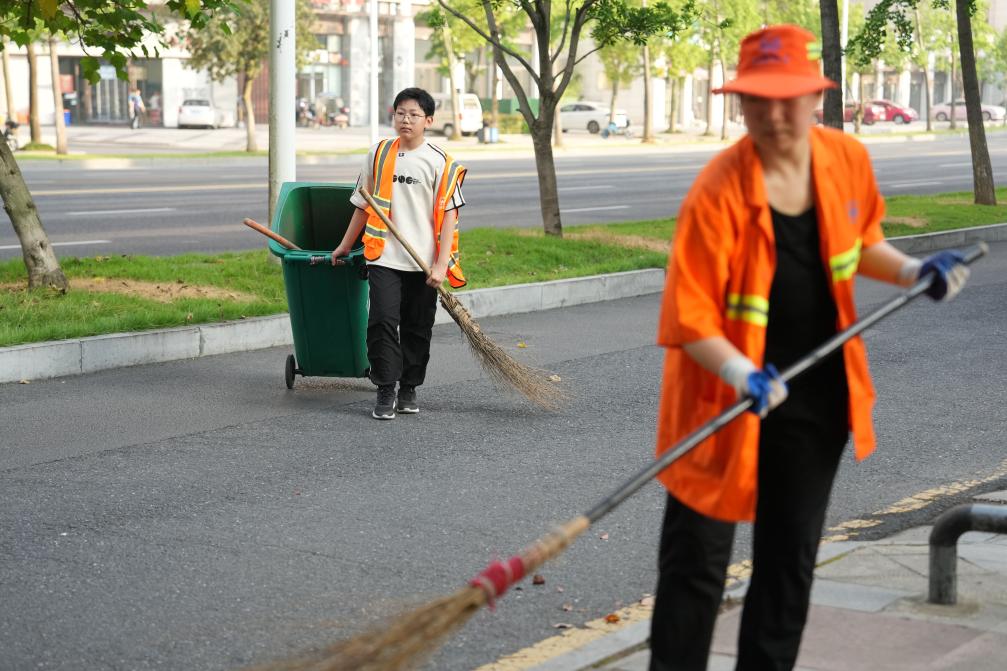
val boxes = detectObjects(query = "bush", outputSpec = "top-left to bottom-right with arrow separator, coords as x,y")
494,112 -> 530,134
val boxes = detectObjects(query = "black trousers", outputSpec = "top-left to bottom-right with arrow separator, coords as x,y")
649,421 -> 847,671
366,265 -> 437,388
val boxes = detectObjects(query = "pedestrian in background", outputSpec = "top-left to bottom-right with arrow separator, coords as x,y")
127,88 -> 145,129
331,87 -> 467,420
650,24 -> 970,671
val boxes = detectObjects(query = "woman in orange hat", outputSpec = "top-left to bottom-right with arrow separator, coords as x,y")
649,24 -> 970,670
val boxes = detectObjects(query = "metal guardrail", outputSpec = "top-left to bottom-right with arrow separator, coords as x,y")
928,503 -> 1007,604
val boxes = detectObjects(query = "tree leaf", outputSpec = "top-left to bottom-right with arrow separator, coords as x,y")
39,0 -> 59,19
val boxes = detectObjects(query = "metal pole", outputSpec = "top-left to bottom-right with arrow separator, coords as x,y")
369,0 -> 379,145
929,503 -> 1007,605
269,0 -> 296,228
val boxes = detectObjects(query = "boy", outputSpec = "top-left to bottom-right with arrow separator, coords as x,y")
331,87 -> 467,420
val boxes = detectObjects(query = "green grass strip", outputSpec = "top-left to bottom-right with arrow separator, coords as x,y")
1,188 -> 1004,347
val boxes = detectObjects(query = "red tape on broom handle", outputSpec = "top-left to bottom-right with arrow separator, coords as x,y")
470,556 -> 526,605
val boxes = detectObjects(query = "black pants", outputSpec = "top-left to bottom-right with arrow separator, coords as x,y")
649,422 -> 847,671
366,265 -> 437,388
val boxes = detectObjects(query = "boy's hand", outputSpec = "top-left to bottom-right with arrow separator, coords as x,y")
331,244 -> 351,265
427,260 -> 448,288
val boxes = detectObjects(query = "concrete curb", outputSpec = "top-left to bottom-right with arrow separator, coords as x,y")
0,269 -> 664,384
2,223 -> 1002,384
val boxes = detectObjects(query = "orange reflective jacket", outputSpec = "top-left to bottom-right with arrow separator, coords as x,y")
361,138 -> 467,288
656,127 -> 887,523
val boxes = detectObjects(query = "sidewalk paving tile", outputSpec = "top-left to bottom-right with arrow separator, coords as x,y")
809,578 -> 913,612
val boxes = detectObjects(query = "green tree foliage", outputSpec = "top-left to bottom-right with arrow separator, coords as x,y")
437,0 -> 695,237
598,39 -> 640,124
0,0 -> 238,290
184,0 -> 317,152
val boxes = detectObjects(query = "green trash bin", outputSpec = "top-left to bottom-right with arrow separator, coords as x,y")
269,182 -> 370,388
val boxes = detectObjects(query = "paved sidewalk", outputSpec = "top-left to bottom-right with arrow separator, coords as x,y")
536,491 -> 1007,671
18,117 -> 997,160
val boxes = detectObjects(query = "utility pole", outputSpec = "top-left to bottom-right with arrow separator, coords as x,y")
840,0 -> 849,99
370,0 -> 379,145
269,0 -> 296,227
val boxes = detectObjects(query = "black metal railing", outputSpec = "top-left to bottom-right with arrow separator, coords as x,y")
929,503 -> 1007,604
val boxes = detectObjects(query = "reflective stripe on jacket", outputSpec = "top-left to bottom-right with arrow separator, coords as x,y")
655,126 -> 887,523
361,138 -> 467,288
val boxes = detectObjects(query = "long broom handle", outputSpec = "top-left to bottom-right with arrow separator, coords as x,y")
583,241 -> 988,523
242,217 -> 302,250
358,187 -> 435,278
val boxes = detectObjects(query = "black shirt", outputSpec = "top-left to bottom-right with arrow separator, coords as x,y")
762,206 -> 849,440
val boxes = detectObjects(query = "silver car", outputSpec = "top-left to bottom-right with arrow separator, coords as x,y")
559,101 -> 630,134
177,99 -> 218,129
931,99 -> 1006,122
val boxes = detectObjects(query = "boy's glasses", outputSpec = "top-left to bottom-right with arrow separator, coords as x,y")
395,111 -> 427,123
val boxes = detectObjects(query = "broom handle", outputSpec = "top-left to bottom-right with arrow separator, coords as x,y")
583,241 -> 988,524
358,187 -> 435,278
243,218 -> 301,250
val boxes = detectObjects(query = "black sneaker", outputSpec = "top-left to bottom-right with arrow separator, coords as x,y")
397,385 -> 419,414
372,384 -> 396,420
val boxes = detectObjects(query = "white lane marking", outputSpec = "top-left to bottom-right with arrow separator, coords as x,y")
938,162 -> 972,168
66,207 -> 177,216
31,182 -> 265,196
883,180 -> 944,188
0,239 -> 111,250
560,205 -> 630,214
559,185 -> 615,192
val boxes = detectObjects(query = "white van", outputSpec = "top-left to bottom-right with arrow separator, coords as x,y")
431,92 -> 483,136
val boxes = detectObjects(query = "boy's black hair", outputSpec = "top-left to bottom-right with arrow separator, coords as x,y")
392,87 -> 435,118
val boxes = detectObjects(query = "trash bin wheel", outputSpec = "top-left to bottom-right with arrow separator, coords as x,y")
285,354 -> 297,389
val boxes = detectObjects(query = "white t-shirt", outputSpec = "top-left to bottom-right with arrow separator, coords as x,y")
350,140 -> 465,272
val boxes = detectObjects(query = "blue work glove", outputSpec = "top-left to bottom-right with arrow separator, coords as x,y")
919,250 -> 970,301
720,357 -> 789,418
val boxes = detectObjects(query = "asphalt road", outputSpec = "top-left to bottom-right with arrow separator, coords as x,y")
2,240 -> 1005,670
1,134 -> 1005,260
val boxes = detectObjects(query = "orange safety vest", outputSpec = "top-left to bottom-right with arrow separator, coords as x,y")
361,138 -> 467,288
656,127 -> 887,523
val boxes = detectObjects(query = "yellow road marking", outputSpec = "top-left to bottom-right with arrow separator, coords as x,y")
480,458 -> 1007,669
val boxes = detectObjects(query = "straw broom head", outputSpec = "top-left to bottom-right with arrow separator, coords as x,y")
248,517 -> 590,671
357,187 -> 566,411
437,290 -> 566,411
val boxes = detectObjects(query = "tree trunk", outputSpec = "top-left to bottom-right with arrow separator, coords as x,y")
703,48 -> 715,136
720,60 -> 729,141
949,47 -> 957,130
956,0 -> 996,204
553,103 -> 563,148
242,76 -> 257,152
48,37 -> 67,155
820,0 -> 844,129
531,111 -> 562,237
27,43 -> 41,144
854,75 -> 863,133
666,74 -> 676,133
642,43 -> 654,142
2,41 -> 17,143
915,9 -> 933,131
609,81 -> 619,124
443,24 -> 463,142
0,140 -> 67,289
490,63 -> 499,130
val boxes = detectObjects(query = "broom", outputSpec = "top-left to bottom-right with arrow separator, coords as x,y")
251,242 -> 988,671
358,187 -> 565,411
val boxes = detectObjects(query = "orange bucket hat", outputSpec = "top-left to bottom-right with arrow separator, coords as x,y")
714,24 -> 837,98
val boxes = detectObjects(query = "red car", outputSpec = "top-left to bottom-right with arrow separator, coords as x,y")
814,101 -> 884,125
871,99 -> 918,124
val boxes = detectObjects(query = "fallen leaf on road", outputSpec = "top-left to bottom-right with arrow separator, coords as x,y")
561,603 -> 573,612
18,379 -> 30,384
605,613 -> 621,624
599,532 -> 609,540
556,586 -> 565,593
532,574 -> 545,585
553,622 -> 574,629
548,374 -> 561,382
517,342 -> 527,349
